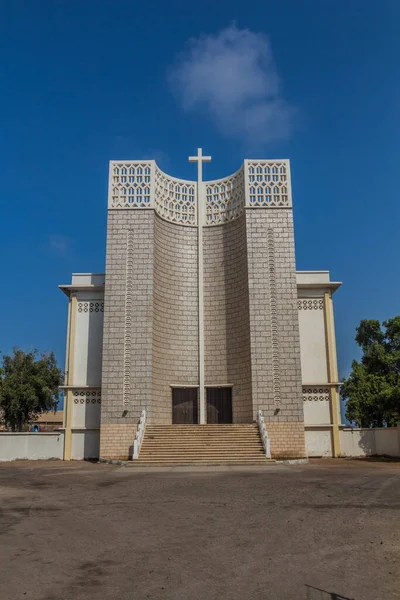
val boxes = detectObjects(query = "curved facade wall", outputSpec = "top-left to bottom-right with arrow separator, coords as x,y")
152,215 -> 198,422
101,158 -> 305,459
203,214 -> 252,422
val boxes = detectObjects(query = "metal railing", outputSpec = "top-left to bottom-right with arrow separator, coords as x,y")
257,410 -> 271,458
132,410 -> 146,459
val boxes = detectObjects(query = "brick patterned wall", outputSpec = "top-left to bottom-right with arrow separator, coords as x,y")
246,209 -> 304,437
266,422 -> 306,458
152,215 -> 198,423
101,203 -> 305,459
100,424 -> 137,460
203,214 -> 253,422
101,210 -> 154,432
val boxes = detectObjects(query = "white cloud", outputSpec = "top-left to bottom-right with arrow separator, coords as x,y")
48,235 -> 73,257
168,25 -> 293,146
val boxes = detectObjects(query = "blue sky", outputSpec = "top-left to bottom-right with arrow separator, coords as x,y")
0,0 -> 399,389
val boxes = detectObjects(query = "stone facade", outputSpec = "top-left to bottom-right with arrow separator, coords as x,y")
100,423 -> 137,461
152,215 -> 198,422
98,158 -> 311,460
246,209 -> 305,455
101,210 -> 154,426
266,422 -> 306,459
203,214 -> 252,423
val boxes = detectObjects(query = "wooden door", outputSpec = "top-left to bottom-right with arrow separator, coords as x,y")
207,388 -> 233,424
172,388 -> 198,424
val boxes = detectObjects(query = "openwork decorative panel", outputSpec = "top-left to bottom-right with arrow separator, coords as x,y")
155,166 -> 196,226
72,389 -> 101,429
73,389 -> 101,404
109,162 -> 153,209
205,167 -> 245,225
78,302 -> 104,313
302,387 -> 329,402
246,160 -> 291,208
298,299 -> 324,311
108,158 -> 293,223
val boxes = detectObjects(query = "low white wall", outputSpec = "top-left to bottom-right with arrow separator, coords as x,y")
306,426 -> 400,458
0,432 -> 64,461
340,427 -> 400,457
340,429 -> 375,456
305,428 -> 333,457
375,428 -> 400,456
71,430 -> 100,460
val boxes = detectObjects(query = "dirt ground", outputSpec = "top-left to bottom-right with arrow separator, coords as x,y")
0,458 -> 398,600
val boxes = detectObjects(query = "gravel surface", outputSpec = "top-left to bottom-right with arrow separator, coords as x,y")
0,458 -> 399,600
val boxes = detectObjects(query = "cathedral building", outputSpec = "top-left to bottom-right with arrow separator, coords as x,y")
59,153 -> 342,463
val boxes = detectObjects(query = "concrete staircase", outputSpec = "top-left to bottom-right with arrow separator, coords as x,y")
128,424 -> 274,466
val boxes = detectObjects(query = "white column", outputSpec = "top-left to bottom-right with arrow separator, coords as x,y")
189,149 -> 211,424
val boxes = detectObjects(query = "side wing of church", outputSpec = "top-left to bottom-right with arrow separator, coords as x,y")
59,158 -> 342,462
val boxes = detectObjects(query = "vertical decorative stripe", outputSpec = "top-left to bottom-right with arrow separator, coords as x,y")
123,230 -> 134,407
323,292 -> 341,456
267,228 -> 281,406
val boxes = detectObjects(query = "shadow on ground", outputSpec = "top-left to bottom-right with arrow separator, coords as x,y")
305,584 -> 354,599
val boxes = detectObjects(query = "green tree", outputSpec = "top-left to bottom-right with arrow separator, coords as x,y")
0,348 -> 63,431
341,317 -> 400,427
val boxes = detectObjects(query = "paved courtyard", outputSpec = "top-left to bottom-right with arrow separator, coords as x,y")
0,459 -> 398,600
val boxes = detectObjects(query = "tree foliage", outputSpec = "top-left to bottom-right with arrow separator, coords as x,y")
0,348 -> 62,431
341,317 -> 400,427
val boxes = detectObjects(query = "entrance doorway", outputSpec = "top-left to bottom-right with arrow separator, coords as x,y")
207,387 -> 233,424
172,388 -> 198,424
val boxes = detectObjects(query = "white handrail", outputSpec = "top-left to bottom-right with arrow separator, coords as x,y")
132,410 -> 146,459
257,410 -> 271,458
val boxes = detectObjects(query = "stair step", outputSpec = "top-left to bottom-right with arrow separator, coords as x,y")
129,460 -> 273,466
143,440 -> 261,444
130,456 -> 274,464
143,438 -> 262,441
144,434 -> 261,438
140,453 -> 265,457
140,449 -> 265,452
145,428 -> 258,431
143,443 -> 261,447
146,425 -> 258,431
135,424 -> 268,467
144,436 -> 259,439
143,436 -> 261,439
143,438 -> 261,442
144,430 -> 259,433
141,446 -> 263,450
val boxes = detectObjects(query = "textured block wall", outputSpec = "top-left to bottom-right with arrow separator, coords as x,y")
267,423 -> 306,459
203,214 -> 253,422
246,209 -> 305,457
100,423 -> 137,461
152,215 -> 198,422
101,202 -> 306,458
101,210 -> 154,430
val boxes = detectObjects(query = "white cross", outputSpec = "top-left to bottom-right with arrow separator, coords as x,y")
189,147 -> 212,185
189,148 -> 211,227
